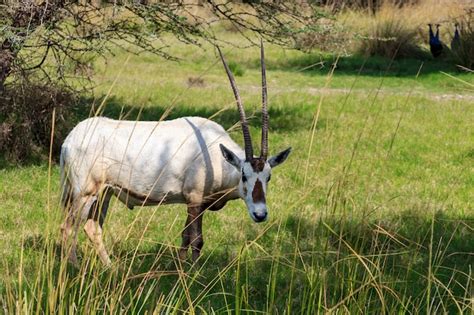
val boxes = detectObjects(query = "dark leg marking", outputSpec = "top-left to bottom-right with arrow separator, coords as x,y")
179,212 -> 193,260
179,205 -> 204,262
190,207 -> 204,262
87,187 -> 112,227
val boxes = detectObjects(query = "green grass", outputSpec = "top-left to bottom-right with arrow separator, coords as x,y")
0,32 -> 473,313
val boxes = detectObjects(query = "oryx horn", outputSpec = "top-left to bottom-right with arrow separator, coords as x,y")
260,39 -> 269,160
217,46 -> 254,161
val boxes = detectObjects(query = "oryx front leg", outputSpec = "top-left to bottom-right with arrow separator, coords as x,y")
179,205 -> 204,262
84,220 -> 111,266
84,190 -> 112,266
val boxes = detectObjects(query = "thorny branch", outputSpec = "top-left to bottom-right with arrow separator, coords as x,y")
0,0 -> 317,93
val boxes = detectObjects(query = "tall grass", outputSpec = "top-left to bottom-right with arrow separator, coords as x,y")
2,199 -> 472,312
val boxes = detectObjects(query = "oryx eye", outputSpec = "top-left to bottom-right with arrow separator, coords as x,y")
267,174 -> 271,182
242,170 -> 247,182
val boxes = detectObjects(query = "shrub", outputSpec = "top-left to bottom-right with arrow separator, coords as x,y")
294,18 -> 353,54
187,76 -> 205,87
0,83 -> 76,162
318,0 -> 421,12
228,61 -> 245,77
451,9 -> 474,70
356,6 -> 424,59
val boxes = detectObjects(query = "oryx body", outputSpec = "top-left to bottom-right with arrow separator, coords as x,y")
61,116 -> 242,211
60,43 -> 291,265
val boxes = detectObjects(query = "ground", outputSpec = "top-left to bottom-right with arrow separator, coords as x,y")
0,34 -> 473,313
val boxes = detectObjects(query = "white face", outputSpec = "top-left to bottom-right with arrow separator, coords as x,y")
239,161 -> 272,222
220,144 -> 292,223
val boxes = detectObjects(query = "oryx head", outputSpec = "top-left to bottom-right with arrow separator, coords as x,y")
218,41 -> 291,223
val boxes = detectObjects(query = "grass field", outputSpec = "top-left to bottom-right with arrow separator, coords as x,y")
0,32 -> 473,313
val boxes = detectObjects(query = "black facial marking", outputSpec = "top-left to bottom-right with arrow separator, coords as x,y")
252,179 -> 266,203
268,147 -> 292,168
241,169 -> 247,182
250,158 -> 266,172
267,174 -> 271,182
273,153 -> 285,164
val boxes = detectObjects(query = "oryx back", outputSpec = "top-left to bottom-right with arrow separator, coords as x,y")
61,116 -> 242,208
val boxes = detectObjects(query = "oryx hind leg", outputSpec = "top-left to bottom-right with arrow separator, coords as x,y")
84,187 -> 113,266
61,211 -> 79,266
61,195 -> 97,266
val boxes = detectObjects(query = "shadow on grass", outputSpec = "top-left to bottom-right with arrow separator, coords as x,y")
19,208 -> 469,313
255,52 -> 468,78
281,209 -> 473,313
0,91 -> 317,168
77,95 -> 318,134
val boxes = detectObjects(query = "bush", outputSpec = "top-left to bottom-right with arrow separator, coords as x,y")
451,10 -> 474,70
294,18 -> 352,54
187,76 -> 205,87
317,0 -> 421,12
0,84 -> 76,162
356,7 -> 423,59
228,61 -> 245,77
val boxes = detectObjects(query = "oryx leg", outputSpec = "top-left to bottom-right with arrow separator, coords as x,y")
60,210 -> 79,266
61,195 -> 96,266
83,187 -> 113,266
179,205 -> 204,262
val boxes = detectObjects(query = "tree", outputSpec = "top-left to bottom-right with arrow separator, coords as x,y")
0,0 -> 315,92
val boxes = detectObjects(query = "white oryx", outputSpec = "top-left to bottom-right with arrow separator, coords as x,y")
60,43 -> 291,265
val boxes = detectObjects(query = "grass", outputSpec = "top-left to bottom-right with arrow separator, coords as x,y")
0,30 -> 473,313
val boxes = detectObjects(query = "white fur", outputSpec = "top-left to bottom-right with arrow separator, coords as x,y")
61,116 -> 244,216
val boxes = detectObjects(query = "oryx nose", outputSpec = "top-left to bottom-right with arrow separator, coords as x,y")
253,212 -> 267,222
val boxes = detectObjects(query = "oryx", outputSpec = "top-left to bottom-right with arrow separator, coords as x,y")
60,42 -> 291,265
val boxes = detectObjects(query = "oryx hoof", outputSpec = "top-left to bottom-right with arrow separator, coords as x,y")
178,248 -> 188,261
66,252 -> 79,268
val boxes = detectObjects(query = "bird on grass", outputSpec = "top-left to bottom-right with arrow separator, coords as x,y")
428,24 -> 443,58
451,23 -> 461,52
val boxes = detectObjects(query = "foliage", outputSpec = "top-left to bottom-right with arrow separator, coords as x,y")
313,0 -> 421,12
0,0 -> 316,92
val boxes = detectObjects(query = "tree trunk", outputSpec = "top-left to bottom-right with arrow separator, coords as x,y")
0,40 -> 15,92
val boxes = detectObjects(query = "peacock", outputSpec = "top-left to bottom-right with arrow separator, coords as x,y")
451,23 -> 461,52
429,24 -> 443,58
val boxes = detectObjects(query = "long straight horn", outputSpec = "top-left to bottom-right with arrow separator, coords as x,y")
217,46 -> 253,161
260,39 -> 269,160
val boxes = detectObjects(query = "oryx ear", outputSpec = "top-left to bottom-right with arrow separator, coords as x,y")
220,144 -> 242,169
268,147 -> 292,168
